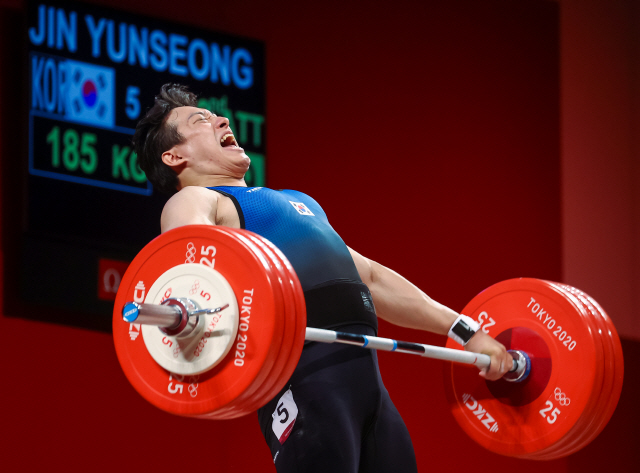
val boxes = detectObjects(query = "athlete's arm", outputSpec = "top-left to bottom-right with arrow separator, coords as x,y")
161,186 -> 218,233
348,247 -> 512,380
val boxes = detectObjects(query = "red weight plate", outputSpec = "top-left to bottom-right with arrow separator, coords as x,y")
444,278 -> 601,457
542,284 -> 610,459
549,286 -> 623,458
200,232 -> 307,418
521,285 -> 603,460
113,225 -> 280,417
205,231 -> 288,418
523,283 -> 607,460
480,280 -> 601,458
257,234 -> 307,399
207,231 -> 293,418
484,281 -> 602,459
240,234 -> 298,412
582,291 -> 624,441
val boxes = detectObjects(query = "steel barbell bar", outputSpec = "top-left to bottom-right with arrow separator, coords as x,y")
122,298 -> 530,382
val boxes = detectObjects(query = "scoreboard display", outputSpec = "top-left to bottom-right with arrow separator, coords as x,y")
22,0 -> 265,330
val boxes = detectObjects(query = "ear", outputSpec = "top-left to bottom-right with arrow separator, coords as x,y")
161,148 -> 186,169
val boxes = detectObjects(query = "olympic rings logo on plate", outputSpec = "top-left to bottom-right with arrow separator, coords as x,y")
554,387 -> 570,406
189,279 -> 200,295
188,383 -> 199,398
185,242 -> 197,263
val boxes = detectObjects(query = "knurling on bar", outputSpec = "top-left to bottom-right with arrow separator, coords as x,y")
305,328 -> 530,382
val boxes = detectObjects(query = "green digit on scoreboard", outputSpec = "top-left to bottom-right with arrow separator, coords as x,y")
62,128 -> 80,171
80,133 -> 98,174
46,126 -> 61,168
45,126 -> 98,175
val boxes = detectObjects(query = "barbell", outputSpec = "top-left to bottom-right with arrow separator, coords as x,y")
112,225 -> 624,459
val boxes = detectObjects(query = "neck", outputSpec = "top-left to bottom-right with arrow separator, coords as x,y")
178,174 -> 247,189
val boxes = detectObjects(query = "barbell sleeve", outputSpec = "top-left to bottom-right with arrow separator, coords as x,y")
122,301 -> 182,328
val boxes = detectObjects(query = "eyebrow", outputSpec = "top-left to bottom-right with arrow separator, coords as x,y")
188,110 -> 207,122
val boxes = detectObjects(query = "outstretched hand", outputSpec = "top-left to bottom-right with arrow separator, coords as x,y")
464,331 -> 513,381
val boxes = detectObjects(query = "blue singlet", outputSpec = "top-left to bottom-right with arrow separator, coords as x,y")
209,186 -> 361,291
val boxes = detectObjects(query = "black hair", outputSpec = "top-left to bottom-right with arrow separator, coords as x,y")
132,83 -> 198,195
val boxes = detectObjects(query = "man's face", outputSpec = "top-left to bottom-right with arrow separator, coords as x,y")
164,106 -> 250,178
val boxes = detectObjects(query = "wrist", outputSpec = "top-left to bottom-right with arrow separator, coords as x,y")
448,314 -> 480,346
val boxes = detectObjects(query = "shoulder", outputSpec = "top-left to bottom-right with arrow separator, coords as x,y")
161,186 -> 219,232
164,186 -> 219,212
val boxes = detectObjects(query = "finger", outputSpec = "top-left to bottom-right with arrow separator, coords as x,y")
479,359 -> 497,380
493,354 -> 515,380
485,356 -> 507,381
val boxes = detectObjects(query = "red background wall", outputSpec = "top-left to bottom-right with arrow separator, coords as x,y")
1,0 -> 638,471
561,0 -> 640,342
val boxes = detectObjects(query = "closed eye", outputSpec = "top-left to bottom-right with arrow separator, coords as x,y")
189,110 -> 215,124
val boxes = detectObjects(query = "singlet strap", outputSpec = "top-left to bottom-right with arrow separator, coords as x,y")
209,188 -> 246,229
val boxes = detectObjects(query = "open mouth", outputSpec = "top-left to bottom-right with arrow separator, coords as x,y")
220,132 -> 239,148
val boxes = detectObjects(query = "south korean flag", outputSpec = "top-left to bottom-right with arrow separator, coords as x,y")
64,60 -> 115,128
289,201 -> 314,216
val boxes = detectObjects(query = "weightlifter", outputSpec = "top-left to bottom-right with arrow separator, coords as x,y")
133,83 -> 513,472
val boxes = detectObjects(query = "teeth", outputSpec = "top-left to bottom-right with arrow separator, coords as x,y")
220,133 -> 237,147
